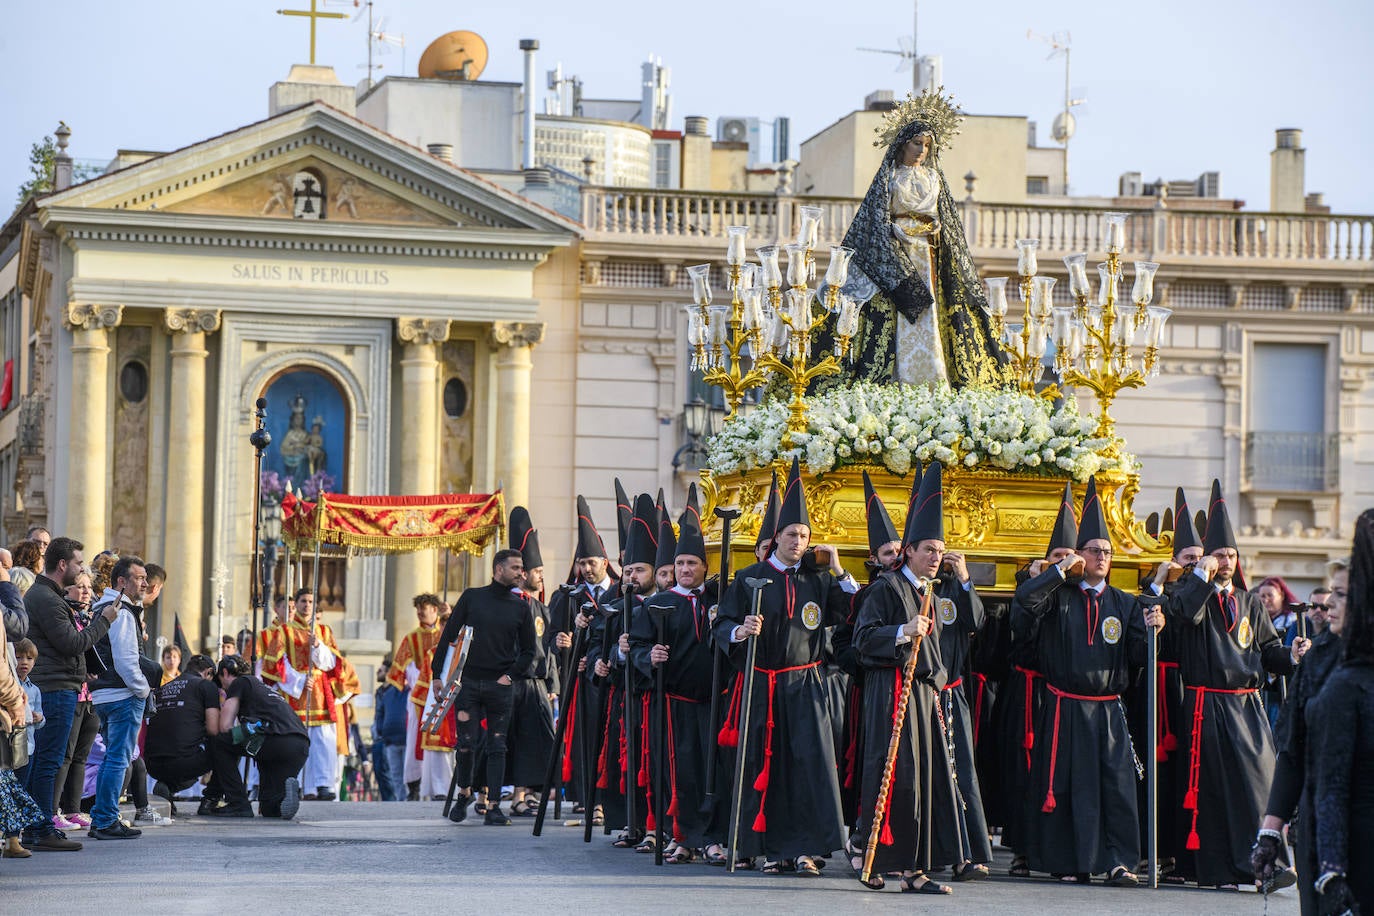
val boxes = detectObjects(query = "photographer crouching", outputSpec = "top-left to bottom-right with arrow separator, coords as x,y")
212,656 -> 309,820
145,654 -> 223,816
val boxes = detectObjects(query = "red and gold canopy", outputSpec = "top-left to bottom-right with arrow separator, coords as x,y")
282,491 -> 504,555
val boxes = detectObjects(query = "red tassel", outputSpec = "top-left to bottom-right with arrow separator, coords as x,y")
718,724 -> 739,748
1162,733 -> 1178,752
1156,745 -> 1168,762
1023,732 -> 1034,750
646,810 -> 656,831
1186,829 -> 1200,851
666,793 -> 678,817
1183,788 -> 1197,810
753,760 -> 770,792
1041,790 -> 1057,814
751,810 -> 766,833
879,817 -> 894,846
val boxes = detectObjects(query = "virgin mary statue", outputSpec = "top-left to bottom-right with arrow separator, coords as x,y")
814,89 -> 1009,391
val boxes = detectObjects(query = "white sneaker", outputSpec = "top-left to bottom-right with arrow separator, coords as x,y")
134,806 -> 172,826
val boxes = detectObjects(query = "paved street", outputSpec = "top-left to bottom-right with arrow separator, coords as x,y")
4,802 -> 1299,915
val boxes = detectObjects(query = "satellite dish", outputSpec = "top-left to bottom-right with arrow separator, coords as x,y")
1051,110 -> 1076,143
417,31 -> 489,81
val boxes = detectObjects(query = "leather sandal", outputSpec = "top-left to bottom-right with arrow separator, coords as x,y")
795,856 -> 822,877
902,874 -> 952,895
1106,866 -> 1139,888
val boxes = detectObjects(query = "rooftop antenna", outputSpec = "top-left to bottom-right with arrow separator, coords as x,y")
858,1 -> 919,93
354,2 -> 405,82
1027,29 -> 1087,195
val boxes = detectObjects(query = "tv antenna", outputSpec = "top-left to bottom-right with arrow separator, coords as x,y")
354,2 -> 405,82
858,1 -> 920,94
1027,29 -> 1087,194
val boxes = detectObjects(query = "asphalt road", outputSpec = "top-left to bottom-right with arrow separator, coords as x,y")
2,801 -> 1300,915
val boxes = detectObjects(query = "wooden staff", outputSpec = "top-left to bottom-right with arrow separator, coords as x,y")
534,604 -> 589,836
726,576 -> 771,874
1146,599 -> 1159,889
702,506 -> 741,815
859,584 -> 933,886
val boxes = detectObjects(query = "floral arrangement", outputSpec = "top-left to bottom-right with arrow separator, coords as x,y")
260,469 -> 337,502
706,382 -> 1137,482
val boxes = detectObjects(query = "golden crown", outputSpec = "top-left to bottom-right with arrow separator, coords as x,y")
873,86 -> 964,153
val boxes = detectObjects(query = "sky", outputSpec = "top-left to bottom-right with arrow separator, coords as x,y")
4,0 -> 1371,214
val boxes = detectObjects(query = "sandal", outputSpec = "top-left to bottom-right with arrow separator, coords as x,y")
952,862 -> 989,882
473,800 -> 489,817
572,803 -> 586,814
761,859 -> 793,875
703,845 -> 728,866
666,846 -> 696,864
795,856 -> 822,877
1008,855 -> 1031,878
635,835 -> 659,854
509,800 -> 535,817
1059,873 -> 1090,884
1106,866 -> 1139,888
591,805 -> 604,826
902,874 -> 952,895
611,831 -> 643,849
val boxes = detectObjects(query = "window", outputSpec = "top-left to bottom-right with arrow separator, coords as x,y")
1026,176 -> 1049,195
1245,343 -> 1334,490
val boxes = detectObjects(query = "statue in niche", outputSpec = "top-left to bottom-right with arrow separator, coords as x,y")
281,393 -> 310,479
306,415 -> 328,476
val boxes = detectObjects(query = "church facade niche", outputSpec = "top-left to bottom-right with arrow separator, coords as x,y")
260,366 -> 349,500
110,327 -> 151,560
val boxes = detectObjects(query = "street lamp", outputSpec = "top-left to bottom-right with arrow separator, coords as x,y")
673,396 -> 719,473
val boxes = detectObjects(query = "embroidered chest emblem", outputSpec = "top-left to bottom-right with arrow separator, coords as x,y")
1102,616 -> 1122,645
1237,616 -> 1253,649
534,616 -> 546,638
938,597 -> 957,626
801,601 -> 822,630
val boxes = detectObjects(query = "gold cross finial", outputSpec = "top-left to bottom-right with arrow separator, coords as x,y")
278,0 -> 348,66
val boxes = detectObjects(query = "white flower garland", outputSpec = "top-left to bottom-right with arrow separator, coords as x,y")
707,382 -> 1137,481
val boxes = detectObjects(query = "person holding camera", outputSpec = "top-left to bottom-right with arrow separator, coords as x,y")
214,656 -> 309,819
144,654 -> 220,815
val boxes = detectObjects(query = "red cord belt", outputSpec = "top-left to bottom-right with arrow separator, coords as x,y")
1182,685 -> 1258,850
1040,684 -> 1119,814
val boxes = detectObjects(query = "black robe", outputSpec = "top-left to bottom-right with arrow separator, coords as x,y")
991,570 -> 1046,855
1163,574 -> 1293,886
504,594 -> 557,788
1309,662 -> 1374,910
710,556 -> 853,860
1127,581 -> 1185,860
935,578 -> 991,865
833,581 -> 873,829
1020,568 -> 1145,876
852,570 -> 964,873
586,594 -> 647,834
630,583 -> 726,848
969,607 -> 1008,830
549,580 -> 620,808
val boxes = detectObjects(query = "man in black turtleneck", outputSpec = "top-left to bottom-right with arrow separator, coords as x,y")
434,548 -> 537,826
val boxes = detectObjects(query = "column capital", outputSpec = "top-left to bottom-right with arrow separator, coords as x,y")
395,317 -> 451,346
163,307 -> 222,335
64,303 -> 123,332
489,321 -> 546,349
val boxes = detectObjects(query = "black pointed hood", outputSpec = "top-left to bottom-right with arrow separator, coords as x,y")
755,471 -> 780,550
862,470 -> 900,555
1075,476 -> 1110,549
901,462 -> 943,549
624,493 -> 659,568
614,478 -> 633,558
777,457 -> 810,533
1202,479 -> 1238,554
574,495 -> 608,560
508,506 -> 543,569
655,503 -> 677,570
1046,482 -> 1078,556
1172,487 -> 1199,556
675,483 -> 707,562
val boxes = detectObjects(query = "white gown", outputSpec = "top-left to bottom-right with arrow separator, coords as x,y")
889,164 -> 949,387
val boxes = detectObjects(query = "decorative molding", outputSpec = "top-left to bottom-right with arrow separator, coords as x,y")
163,308 -> 222,335
1286,284 -> 1303,310
1345,285 -> 1363,312
578,339 -> 675,358
489,321 -> 546,349
64,303 -> 123,331
395,317 -> 451,347
1228,282 -> 1247,309
583,258 -> 604,285
659,261 -> 681,287
1158,359 -> 1225,376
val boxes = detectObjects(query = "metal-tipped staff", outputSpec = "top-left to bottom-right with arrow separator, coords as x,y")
702,506 -> 741,815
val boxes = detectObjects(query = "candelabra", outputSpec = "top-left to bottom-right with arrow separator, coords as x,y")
981,239 -> 1062,400
686,207 -> 863,444
985,212 -> 1171,453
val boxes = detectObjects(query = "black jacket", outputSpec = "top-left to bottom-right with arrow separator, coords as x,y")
0,580 -> 26,643
25,575 -> 112,692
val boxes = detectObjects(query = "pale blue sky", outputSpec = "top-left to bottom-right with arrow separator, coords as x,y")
5,0 -> 1371,213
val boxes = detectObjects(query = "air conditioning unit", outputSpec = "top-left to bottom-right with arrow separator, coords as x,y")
716,116 -> 762,164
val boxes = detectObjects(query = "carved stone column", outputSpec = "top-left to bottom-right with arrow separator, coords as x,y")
163,308 -> 221,649
64,304 -> 123,548
489,321 -> 545,510
391,318 -> 450,643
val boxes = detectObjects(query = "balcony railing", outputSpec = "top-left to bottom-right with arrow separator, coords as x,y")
580,187 -> 1374,264
1243,431 -> 1340,492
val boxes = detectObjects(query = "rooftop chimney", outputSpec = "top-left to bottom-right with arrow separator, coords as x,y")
684,116 -> 709,136
1269,128 -> 1305,213
519,40 -> 539,170
427,143 -> 454,163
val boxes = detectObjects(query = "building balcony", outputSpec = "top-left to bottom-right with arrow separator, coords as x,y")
1242,431 -> 1340,493
579,187 -> 1374,279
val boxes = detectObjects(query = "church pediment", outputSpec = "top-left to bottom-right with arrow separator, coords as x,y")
41,102 -> 577,237
159,156 -> 450,227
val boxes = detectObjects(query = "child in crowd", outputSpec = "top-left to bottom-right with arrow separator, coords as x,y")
2,639 -> 44,858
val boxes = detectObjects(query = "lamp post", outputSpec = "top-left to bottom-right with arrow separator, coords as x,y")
260,499 -> 284,634
672,395 -> 717,473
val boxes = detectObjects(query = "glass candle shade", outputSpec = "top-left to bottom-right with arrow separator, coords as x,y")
797,206 -> 823,250
1097,263 -> 1117,308
726,226 -> 748,266
707,305 -> 730,351
1063,253 -> 1091,298
825,246 -> 855,289
984,277 -> 1010,318
1132,261 -> 1159,306
1051,305 -> 1074,347
756,246 -> 782,289
1105,212 -> 1128,254
1144,305 -> 1173,348
1031,276 -> 1057,320
1016,238 -> 1040,277
685,306 -> 706,348
836,294 -> 861,339
741,286 -> 766,331
784,244 -> 808,287
687,264 -> 713,307
1028,320 -> 1049,359
1113,306 -> 1137,347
